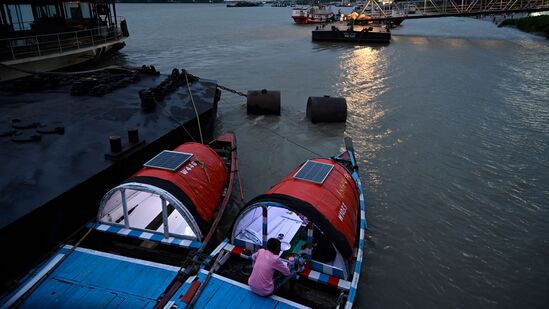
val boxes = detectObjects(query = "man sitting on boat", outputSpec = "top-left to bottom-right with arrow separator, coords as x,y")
248,238 -> 295,296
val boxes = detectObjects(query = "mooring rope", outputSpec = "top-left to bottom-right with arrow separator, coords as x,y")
154,100 -> 197,143
184,70 -> 204,144
255,122 -> 324,157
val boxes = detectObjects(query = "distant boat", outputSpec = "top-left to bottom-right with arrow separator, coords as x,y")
312,22 -> 391,43
159,137 -> 368,308
292,2 -> 336,24
0,133 -> 241,308
227,1 -> 264,7
346,2 -> 405,26
0,0 -> 129,83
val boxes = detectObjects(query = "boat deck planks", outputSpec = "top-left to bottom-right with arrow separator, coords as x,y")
170,270 -> 310,309
12,247 -> 179,308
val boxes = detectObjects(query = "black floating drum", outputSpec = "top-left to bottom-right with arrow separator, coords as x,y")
246,89 -> 281,115
306,96 -> 347,123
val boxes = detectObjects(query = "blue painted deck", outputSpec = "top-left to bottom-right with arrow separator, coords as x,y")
168,270 -> 309,309
5,246 -> 180,308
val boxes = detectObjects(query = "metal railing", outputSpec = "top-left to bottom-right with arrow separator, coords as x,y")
352,0 -> 549,21
0,18 -> 128,62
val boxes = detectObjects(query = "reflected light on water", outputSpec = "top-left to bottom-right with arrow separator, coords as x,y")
337,46 -> 387,120
447,38 -> 467,47
408,36 -> 429,44
336,46 -> 392,187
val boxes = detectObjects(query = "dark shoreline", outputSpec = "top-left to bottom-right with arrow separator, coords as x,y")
116,0 -> 224,3
499,15 -> 549,38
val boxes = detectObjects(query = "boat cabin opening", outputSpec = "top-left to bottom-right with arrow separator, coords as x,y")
98,183 -> 201,240
230,157 -> 361,280
232,202 -> 350,279
94,141 -> 230,248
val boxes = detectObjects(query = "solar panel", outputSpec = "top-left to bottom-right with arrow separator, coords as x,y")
144,150 -> 193,171
293,160 -> 334,184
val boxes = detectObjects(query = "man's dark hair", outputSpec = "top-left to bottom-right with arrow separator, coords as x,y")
267,238 -> 281,255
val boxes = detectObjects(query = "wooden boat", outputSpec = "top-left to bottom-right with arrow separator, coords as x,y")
161,137 -> 367,308
0,132 -> 241,308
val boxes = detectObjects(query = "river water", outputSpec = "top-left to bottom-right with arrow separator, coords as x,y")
114,4 -> 549,308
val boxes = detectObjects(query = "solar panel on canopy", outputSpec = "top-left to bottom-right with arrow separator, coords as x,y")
144,150 -> 193,171
293,160 -> 334,184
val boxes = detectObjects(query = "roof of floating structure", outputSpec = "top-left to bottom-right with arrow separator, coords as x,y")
0,70 -> 218,230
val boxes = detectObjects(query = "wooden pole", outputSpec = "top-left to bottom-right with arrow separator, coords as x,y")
187,250 -> 227,309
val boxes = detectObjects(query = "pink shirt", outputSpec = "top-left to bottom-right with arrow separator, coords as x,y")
248,249 -> 291,296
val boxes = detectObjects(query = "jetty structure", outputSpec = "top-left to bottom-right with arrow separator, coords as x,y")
0,0 -> 129,82
342,0 -> 549,24
0,66 -> 222,294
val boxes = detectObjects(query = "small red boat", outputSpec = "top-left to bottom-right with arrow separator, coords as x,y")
292,3 -> 336,24
95,132 -> 240,248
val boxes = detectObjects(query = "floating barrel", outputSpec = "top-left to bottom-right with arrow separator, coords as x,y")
247,89 -> 281,115
306,96 -> 347,123
98,142 -> 228,241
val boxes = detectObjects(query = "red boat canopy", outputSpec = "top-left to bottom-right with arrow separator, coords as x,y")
98,142 -> 227,241
233,158 -> 359,259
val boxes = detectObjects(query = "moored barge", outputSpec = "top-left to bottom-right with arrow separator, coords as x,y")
312,21 -> 391,43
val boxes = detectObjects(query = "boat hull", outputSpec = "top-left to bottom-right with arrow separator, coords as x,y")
293,17 -> 334,24
312,26 -> 391,43
0,40 -> 126,82
292,16 -> 309,24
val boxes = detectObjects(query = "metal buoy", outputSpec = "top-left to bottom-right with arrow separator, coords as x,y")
247,89 -> 281,115
306,96 -> 347,123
